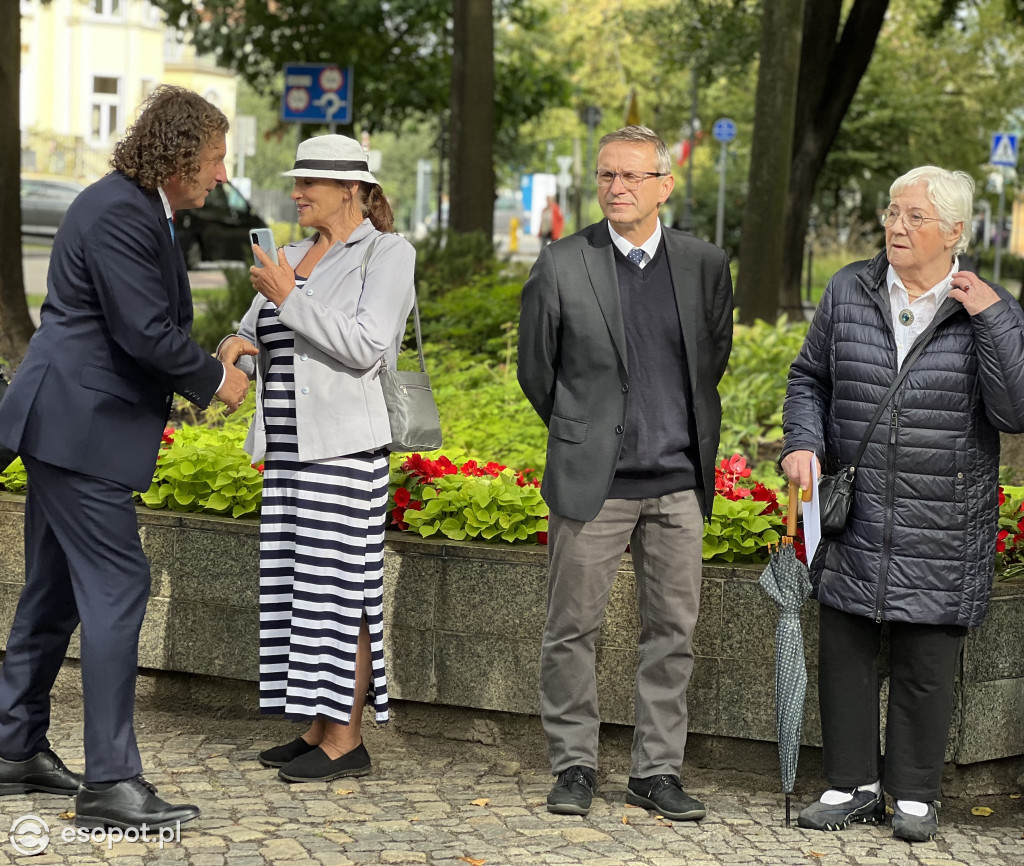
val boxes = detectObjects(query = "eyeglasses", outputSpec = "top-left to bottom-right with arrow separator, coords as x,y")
595,170 -> 669,190
879,208 -> 944,231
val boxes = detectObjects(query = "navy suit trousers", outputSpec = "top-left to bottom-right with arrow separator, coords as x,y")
0,456 -> 150,782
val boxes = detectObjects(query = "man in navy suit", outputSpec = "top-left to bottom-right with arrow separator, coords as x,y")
0,86 -> 251,829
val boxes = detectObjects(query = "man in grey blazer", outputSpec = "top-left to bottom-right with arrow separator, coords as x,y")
518,126 -> 733,820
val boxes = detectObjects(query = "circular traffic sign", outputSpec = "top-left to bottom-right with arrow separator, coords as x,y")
712,118 -> 737,143
286,87 -> 310,113
319,66 -> 344,92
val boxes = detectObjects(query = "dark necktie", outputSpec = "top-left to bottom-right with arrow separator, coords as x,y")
627,247 -> 644,265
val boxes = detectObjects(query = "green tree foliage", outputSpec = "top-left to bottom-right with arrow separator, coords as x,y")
152,0 -> 568,165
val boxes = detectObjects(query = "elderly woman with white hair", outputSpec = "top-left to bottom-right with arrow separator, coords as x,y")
780,166 -> 1024,842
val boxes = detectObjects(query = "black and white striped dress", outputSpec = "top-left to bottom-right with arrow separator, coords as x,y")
257,281 -> 390,725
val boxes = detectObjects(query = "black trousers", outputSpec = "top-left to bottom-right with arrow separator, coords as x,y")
818,603 -> 966,802
0,456 -> 150,783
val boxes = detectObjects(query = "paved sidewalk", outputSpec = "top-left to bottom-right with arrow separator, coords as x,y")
0,702 -> 1021,866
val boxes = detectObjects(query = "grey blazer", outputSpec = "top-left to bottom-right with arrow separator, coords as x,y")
517,220 -> 734,523
234,220 -> 415,462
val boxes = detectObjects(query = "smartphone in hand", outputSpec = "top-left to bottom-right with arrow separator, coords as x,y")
250,228 -> 278,266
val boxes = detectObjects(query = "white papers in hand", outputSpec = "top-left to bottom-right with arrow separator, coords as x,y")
804,456 -> 821,565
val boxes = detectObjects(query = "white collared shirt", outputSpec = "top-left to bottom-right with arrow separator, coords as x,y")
608,220 -> 663,268
887,256 -> 957,368
157,187 -> 173,220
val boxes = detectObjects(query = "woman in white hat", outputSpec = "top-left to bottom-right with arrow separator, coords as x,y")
218,134 -> 415,783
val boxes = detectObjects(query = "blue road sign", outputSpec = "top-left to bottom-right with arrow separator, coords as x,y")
991,133 -> 1018,167
712,118 -> 737,143
281,63 -> 353,125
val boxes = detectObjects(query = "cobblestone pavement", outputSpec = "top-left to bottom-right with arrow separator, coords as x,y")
0,704 -> 1021,866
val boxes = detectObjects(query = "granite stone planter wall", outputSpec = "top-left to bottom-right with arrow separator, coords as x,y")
0,493 -> 1022,767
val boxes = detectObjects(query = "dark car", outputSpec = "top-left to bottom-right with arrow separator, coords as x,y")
175,180 -> 267,268
21,175 -> 85,238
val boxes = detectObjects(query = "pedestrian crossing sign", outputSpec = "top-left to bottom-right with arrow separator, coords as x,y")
990,133 -> 1018,167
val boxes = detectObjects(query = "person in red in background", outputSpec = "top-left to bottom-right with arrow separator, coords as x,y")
538,195 -> 564,245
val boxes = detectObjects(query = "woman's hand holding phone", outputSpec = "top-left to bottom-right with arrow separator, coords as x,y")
249,238 -> 294,306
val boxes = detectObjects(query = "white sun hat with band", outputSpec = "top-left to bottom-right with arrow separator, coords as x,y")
281,134 -> 377,184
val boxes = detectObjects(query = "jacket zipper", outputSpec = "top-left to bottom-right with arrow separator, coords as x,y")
874,409 -> 899,622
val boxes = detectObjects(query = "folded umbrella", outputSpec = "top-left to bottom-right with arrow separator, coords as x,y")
759,480 -> 813,827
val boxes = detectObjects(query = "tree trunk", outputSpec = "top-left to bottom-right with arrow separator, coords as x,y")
734,0 -> 806,324
778,0 -> 890,311
448,0 -> 494,237
0,0 -> 35,365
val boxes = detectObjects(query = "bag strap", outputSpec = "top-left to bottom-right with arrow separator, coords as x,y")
849,330 -> 935,472
362,236 -> 427,374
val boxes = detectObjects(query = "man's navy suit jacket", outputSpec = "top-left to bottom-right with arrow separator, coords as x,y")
0,171 -> 223,492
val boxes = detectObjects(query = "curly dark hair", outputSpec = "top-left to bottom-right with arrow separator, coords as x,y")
111,86 -> 229,189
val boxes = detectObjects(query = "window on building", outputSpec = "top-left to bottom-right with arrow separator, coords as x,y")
90,76 -> 120,143
91,0 -> 122,16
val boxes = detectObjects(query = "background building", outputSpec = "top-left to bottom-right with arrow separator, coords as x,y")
20,0 -> 238,181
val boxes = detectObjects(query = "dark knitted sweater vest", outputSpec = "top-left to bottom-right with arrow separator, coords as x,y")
608,239 -> 699,500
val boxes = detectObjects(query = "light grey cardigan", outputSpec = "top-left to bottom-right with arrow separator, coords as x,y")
232,219 -> 416,463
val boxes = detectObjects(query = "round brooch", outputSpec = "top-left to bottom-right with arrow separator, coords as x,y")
898,308 -> 914,326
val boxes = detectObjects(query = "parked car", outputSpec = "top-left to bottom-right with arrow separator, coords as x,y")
20,175 -> 85,238
175,180 -> 268,269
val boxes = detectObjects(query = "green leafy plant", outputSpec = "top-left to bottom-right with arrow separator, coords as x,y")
0,459 -> 26,493
140,425 -> 263,518
390,453 -> 547,543
702,454 -> 790,562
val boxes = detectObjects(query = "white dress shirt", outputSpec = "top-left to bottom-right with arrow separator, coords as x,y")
608,220 -> 663,268
887,256 -> 958,368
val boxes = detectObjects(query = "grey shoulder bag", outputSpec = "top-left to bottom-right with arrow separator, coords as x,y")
363,238 -> 443,453
818,331 -> 934,537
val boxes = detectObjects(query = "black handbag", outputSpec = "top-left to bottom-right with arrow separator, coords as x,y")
360,239 -> 443,453
816,331 -> 934,537
0,373 -> 17,474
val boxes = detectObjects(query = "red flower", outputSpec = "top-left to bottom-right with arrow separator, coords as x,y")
999,487 -> 1006,506
536,531 -> 548,545
251,463 -> 264,474
408,500 -> 422,511
483,461 -> 506,476
393,487 -> 411,507
460,459 -> 479,476
162,427 -> 176,445
997,528 -> 1010,553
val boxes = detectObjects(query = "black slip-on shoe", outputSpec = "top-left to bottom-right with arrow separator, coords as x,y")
0,748 -> 82,796
546,765 -> 596,816
626,774 -> 706,821
278,743 -> 372,783
797,789 -> 885,831
75,776 -> 200,830
892,802 -> 938,842
259,737 -> 317,768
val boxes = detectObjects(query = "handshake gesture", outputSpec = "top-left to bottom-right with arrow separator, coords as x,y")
215,336 -> 258,413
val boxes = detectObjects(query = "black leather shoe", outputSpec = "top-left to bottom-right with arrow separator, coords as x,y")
75,776 -> 200,830
278,743 -> 372,783
626,774 -> 706,821
259,737 -> 317,768
0,748 -> 82,796
546,765 -> 596,815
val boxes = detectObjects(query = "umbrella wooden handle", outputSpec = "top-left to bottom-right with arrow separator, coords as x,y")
787,480 -> 799,537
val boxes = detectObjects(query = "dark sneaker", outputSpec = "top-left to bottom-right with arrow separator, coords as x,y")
546,765 -> 596,815
259,737 -> 317,768
626,775 -> 706,821
278,743 -> 372,783
797,789 -> 885,831
892,802 -> 938,842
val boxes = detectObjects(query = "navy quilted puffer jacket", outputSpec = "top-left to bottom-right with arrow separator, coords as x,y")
782,251 -> 1024,628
